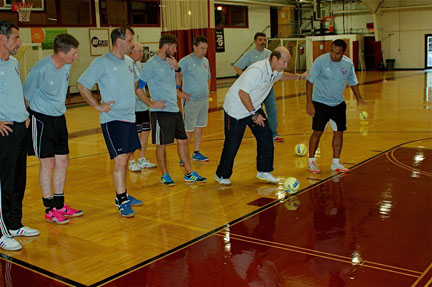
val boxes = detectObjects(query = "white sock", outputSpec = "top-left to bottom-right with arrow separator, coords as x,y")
308,158 -> 315,164
332,158 -> 340,164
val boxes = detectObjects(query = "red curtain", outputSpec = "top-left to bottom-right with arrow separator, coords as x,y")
163,28 -> 216,92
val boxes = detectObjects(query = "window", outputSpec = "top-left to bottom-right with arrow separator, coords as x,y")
99,0 -> 160,27
0,0 -> 94,26
215,4 -> 248,28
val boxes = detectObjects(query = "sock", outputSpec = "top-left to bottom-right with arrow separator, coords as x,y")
42,197 -> 54,213
308,157 -> 315,164
53,194 -> 65,209
116,191 -> 128,205
332,158 -> 340,164
194,151 -> 199,154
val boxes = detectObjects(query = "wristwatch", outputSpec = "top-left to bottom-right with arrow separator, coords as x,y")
175,67 -> 181,72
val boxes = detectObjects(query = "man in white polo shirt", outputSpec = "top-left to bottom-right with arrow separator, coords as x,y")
215,47 -> 308,185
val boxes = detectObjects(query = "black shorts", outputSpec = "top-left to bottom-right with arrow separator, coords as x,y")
101,121 -> 141,159
312,101 -> 347,132
151,112 -> 187,145
135,110 -> 151,133
28,109 -> 69,158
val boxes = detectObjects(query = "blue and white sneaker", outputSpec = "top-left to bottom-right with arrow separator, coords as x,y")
184,171 -> 207,182
117,201 -> 135,218
192,151 -> 209,162
179,160 -> 184,166
161,173 -> 175,186
115,195 -> 143,207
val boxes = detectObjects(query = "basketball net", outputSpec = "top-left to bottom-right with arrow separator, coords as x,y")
12,2 -> 33,23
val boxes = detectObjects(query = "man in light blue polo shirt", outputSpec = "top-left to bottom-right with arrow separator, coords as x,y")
24,33 -> 82,225
137,34 -> 206,186
77,26 -> 148,218
0,21 -> 39,251
233,32 -> 284,143
178,35 -> 211,162
306,39 -> 365,174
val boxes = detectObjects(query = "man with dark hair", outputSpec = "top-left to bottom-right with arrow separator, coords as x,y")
233,32 -> 284,143
137,34 -> 206,186
216,47 -> 308,185
0,21 -> 39,250
178,35 -> 211,162
77,26 -> 151,218
306,39 -> 365,174
24,33 -> 82,224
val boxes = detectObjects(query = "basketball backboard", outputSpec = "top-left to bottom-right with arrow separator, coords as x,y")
0,0 -> 44,11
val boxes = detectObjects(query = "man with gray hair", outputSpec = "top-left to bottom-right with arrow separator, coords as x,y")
0,21 -> 39,251
126,42 -> 157,172
216,47 -> 308,185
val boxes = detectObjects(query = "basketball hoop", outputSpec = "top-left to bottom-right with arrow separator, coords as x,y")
12,1 -> 33,23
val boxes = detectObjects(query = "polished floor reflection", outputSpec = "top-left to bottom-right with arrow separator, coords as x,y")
0,71 -> 431,286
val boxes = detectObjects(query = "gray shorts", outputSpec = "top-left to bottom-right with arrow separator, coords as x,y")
181,98 -> 209,132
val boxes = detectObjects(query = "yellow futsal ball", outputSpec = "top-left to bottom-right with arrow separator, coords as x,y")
284,177 -> 300,194
294,143 -> 307,157
359,111 -> 368,121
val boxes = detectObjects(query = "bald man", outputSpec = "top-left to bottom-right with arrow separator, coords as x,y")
126,43 -> 157,171
215,47 -> 309,185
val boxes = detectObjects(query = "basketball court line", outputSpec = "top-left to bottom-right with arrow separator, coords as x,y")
410,263 -> 432,287
0,256 -> 81,287
221,233 -> 422,276
215,233 -> 421,278
386,148 -> 432,177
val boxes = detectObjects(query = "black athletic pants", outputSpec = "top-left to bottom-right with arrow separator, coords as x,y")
0,121 -> 27,233
216,109 -> 274,179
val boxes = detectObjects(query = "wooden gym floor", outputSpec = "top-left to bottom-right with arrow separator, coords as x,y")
0,70 -> 431,286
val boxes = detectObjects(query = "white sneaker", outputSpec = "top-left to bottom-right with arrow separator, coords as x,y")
256,172 -> 279,184
9,226 -> 40,237
308,161 -> 321,174
331,162 -> 350,173
128,160 -> 141,172
0,235 -> 22,251
214,174 -> 232,186
138,157 -> 156,169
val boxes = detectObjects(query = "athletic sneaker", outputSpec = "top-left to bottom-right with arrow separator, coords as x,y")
179,160 -> 184,166
308,160 -> 321,174
214,174 -> 232,186
256,172 -> 279,184
184,171 -> 207,182
128,160 -> 141,172
161,173 -> 175,186
55,204 -> 83,217
273,136 -> 284,143
331,162 -> 350,173
192,151 -> 209,162
9,226 -> 40,237
118,201 -> 135,218
137,157 -> 156,168
45,209 -> 69,224
0,235 -> 22,251
115,195 -> 143,207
